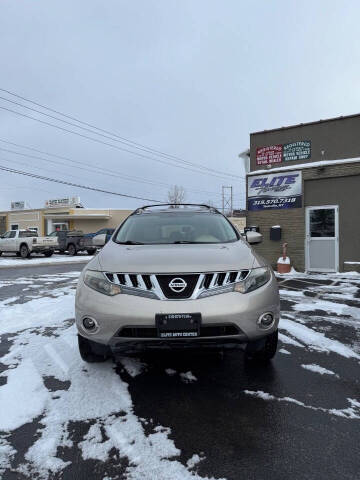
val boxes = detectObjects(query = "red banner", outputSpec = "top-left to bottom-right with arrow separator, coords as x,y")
256,145 -> 283,165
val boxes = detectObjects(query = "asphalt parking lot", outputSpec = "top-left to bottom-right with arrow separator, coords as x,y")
0,263 -> 359,480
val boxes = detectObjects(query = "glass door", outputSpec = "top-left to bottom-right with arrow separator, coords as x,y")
305,206 -> 339,272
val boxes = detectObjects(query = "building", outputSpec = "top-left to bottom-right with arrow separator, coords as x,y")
0,197 -> 247,237
0,198 -> 132,235
246,113 -> 360,273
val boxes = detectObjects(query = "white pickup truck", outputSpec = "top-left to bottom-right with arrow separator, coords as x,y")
0,230 -> 58,258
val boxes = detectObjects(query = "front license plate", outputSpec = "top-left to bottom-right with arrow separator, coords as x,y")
156,313 -> 201,338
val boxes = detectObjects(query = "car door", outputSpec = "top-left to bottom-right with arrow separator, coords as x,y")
0,231 -> 15,251
0,231 -> 10,250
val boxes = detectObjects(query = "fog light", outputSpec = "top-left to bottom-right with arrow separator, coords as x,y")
83,317 -> 98,331
257,313 -> 274,329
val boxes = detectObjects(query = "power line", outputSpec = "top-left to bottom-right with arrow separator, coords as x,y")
0,89 -> 245,180
0,103 -> 244,182
0,164 -> 163,203
0,140 -> 227,197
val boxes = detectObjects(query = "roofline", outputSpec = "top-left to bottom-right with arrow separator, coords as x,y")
250,112 -> 360,135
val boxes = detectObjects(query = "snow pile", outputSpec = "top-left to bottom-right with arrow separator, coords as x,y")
277,257 -> 290,265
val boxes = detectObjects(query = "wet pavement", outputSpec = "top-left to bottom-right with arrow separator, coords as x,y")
0,265 -> 359,480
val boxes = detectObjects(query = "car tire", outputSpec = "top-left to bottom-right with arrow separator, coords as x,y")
20,244 -> 30,259
245,329 -> 278,363
44,251 -> 53,257
68,244 -> 77,256
86,249 -> 96,255
78,335 -> 110,363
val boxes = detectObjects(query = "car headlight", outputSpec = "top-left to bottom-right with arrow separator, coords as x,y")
84,270 -> 122,296
234,267 -> 271,294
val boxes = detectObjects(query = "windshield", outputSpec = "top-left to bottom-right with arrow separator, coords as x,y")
115,212 -> 239,244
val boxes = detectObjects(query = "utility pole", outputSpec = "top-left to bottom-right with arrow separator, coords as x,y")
222,186 -> 233,216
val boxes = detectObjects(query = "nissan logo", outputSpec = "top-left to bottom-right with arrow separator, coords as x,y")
169,277 -> 187,293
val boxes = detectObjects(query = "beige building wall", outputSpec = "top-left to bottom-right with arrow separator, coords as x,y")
229,216 -> 246,233
6,210 -> 44,234
72,209 -> 132,233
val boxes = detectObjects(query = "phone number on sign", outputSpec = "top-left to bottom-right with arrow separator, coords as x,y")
252,197 -> 297,206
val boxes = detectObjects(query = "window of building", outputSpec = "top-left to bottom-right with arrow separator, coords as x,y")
10,224 -> 19,230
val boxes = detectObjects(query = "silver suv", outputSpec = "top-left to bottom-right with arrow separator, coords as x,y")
75,204 -> 280,363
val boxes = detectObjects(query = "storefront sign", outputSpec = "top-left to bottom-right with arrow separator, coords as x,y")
11,201 -> 25,210
256,145 -> 282,165
283,141 -> 311,162
247,170 -> 302,210
45,196 -> 81,208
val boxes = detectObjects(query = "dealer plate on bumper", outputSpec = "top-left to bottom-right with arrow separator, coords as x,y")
155,313 -> 201,338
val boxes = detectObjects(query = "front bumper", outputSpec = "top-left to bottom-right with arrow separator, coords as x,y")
75,272 -> 280,349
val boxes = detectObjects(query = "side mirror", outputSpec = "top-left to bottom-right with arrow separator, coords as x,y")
93,233 -> 107,247
246,231 -> 263,244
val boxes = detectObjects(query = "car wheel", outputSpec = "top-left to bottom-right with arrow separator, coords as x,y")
68,244 -> 77,256
20,244 -> 30,259
44,251 -> 53,257
245,329 -> 278,363
78,335 -> 110,363
86,249 -> 96,255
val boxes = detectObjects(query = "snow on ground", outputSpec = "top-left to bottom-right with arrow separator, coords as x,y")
180,371 -> 197,383
301,364 -> 338,377
280,318 -> 360,359
0,254 -> 92,268
279,348 -> 291,355
1,269 -> 359,478
118,357 -> 147,378
244,391 -> 360,419
0,280 -> 220,480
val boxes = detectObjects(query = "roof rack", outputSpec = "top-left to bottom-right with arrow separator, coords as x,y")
132,203 -> 221,215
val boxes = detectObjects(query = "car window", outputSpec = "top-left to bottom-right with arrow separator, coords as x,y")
1,231 -> 11,238
19,231 -> 38,238
9,231 -> 17,238
115,212 -> 239,244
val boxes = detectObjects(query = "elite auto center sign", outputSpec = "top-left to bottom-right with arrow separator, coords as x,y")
256,141 -> 311,165
247,170 -> 302,211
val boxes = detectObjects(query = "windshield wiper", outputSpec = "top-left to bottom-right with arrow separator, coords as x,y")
118,240 -> 144,245
172,240 -> 198,244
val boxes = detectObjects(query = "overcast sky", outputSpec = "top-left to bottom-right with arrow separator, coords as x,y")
0,0 -> 359,211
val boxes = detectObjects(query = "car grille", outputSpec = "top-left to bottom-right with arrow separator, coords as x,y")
118,323 -> 241,338
103,270 -> 249,300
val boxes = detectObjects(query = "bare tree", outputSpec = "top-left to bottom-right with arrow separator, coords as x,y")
167,185 -> 186,205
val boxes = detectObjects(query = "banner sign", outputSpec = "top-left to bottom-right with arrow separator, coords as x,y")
45,196 -> 81,208
247,170 -> 302,211
283,141 -> 311,162
11,201 -> 25,210
256,145 -> 282,165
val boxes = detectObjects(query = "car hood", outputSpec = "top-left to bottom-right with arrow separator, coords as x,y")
95,240 -> 266,273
